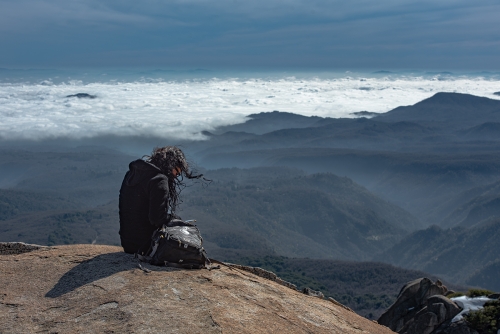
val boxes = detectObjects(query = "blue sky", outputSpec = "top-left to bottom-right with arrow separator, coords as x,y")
1,0 -> 499,70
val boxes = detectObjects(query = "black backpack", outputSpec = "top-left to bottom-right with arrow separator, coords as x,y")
136,220 -> 211,269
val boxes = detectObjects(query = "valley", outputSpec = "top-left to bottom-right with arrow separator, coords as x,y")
1,92 -> 500,318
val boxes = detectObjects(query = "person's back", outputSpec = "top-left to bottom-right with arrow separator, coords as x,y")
119,159 -> 169,253
118,146 -> 199,254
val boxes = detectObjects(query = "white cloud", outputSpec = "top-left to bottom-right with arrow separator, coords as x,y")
1,72 -> 499,140
451,296 -> 496,322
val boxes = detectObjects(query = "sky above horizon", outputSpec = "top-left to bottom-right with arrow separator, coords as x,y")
1,0 -> 499,70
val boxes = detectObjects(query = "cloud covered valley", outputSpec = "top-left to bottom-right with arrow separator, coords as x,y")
1,71 -> 500,141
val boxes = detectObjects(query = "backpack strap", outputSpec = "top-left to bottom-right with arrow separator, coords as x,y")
135,226 -> 164,263
163,261 -> 220,270
137,261 -> 152,273
163,261 -> 205,269
135,253 -> 152,262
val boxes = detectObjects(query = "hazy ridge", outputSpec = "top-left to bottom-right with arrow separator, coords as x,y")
1,92 -> 500,318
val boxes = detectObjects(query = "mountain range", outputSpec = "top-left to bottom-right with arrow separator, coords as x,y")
183,92 -> 500,291
1,91 -> 500,310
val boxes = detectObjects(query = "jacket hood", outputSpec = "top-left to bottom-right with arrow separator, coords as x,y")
125,159 -> 162,186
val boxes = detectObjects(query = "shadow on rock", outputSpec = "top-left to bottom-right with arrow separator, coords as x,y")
45,252 -> 137,298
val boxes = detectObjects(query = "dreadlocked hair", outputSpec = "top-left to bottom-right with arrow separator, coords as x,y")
144,146 -> 204,215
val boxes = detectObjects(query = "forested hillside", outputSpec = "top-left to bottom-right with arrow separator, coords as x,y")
439,179 -> 500,228
184,93 -> 500,228
181,168 -> 415,260
374,219 -> 500,290
228,256 -> 465,319
0,158 -> 415,261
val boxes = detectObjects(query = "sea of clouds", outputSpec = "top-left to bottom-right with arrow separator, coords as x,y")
1,71 -> 499,141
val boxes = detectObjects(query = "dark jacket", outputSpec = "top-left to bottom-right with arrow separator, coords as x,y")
119,159 -> 172,254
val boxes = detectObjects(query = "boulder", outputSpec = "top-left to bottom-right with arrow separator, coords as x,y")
427,296 -> 462,323
302,287 -> 325,299
398,295 -> 461,334
0,242 -> 46,255
378,278 -> 450,332
488,293 -> 500,299
432,319 -> 479,334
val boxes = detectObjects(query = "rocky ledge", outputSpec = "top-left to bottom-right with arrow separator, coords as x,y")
0,243 -> 394,333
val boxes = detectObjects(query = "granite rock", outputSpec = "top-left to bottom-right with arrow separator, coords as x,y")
378,278 -> 450,332
0,244 -> 395,334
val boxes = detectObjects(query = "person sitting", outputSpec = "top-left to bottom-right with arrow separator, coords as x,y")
119,146 -> 202,254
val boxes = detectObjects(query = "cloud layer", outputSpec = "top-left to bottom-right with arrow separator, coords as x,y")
1,72 -> 499,140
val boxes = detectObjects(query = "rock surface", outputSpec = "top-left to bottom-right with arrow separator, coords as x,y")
398,295 -> 462,334
302,287 -> 325,299
432,320 -> 479,334
0,242 -> 47,255
0,244 -> 395,333
378,278 -> 460,334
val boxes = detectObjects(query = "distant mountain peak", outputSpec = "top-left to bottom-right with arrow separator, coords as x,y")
418,92 -> 495,105
377,92 -> 500,126
247,110 -> 322,120
213,111 -> 327,135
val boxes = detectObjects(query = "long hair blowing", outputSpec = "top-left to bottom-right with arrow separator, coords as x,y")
145,146 -> 203,214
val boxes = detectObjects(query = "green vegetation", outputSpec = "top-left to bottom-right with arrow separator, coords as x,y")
465,300 -> 500,334
447,289 -> 494,299
0,189 -> 75,220
45,211 -> 108,246
446,292 -> 465,298
228,255 -> 459,319
0,202 -> 120,247
47,226 -> 74,246
467,289 -> 496,298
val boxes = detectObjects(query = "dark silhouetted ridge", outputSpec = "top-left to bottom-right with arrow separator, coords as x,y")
376,92 -> 500,126
213,111 -> 327,135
